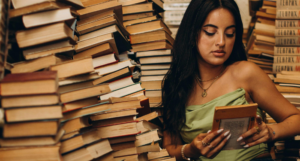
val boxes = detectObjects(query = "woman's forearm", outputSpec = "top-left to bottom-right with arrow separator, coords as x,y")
269,114 -> 300,141
165,144 -> 198,161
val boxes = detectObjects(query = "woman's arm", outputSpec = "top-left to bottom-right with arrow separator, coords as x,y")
235,61 -> 300,146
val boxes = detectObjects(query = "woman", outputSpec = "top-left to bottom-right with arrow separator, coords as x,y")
161,0 -> 300,160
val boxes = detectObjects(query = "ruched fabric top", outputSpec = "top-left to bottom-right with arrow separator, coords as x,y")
180,88 -> 268,161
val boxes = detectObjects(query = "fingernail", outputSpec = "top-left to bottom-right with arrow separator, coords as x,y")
217,129 -> 224,133
223,131 -> 230,136
240,142 -> 245,145
226,134 -> 231,140
244,145 -> 249,148
237,136 -> 243,142
207,130 -> 211,133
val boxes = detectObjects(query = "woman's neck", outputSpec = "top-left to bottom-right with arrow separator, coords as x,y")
197,59 -> 226,81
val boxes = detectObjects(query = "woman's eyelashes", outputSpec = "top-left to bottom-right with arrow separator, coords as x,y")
203,30 -> 235,38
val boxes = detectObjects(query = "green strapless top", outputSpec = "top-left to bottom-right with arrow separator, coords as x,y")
180,88 -> 268,161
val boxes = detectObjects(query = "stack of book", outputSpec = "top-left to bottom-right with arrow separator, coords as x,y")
163,0 -> 190,38
268,71 -> 300,160
273,0 -> 300,72
9,0 -> 84,74
246,0 -> 275,74
0,71 -> 64,161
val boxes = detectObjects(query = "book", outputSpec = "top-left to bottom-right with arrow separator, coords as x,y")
140,55 -> 172,64
130,30 -> 174,45
60,84 -> 110,103
141,80 -> 162,90
274,47 -> 300,55
275,29 -> 300,37
122,2 -> 163,15
5,105 -> 62,122
135,129 -> 161,146
274,56 -> 300,63
276,20 -> 300,28
23,39 -> 74,60
94,59 -> 135,76
77,12 -> 124,35
96,122 -> 140,138
96,153 -> 114,161
58,80 -> 94,94
62,100 -> 141,121
141,64 -> 171,70
62,116 -> 90,134
22,7 -> 75,28
93,116 -> 135,127
275,37 -> 300,46
92,66 -> 131,85
277,10 -> 300,19
99,83 -> 143,100
277,0 -> 300,9
50,57 -> 94,79
9,1 -> 68,18
0,71 -> 58,96
59,72 -> 100,86
74,43 -> 113,59
0,144 -> 61,161
123,11 -> 155,21
141,70 -> 168,76
111,141 -> 136,151
148,149 -> 169,160
92,53 -> 118,68
81,0 -> 111,7
1,94 -> 59,108
273,63 -> 300,72
90,109 -> 138,121
163,2 -> 189,10
109,135 -> 136,144
3,120 -> 59,138
62,96 -> 100,112
75,31 -> 130,56
76,0 -> 122,20
276,84 -> 300,92
11,54 -> 66,74
123,15 -> 157,27
132,40 -> 172,52
136,49 -> 171,58
16,22 -> 74,48
113,143 -> 160,157
140,75 -> 164,81
211,104 -> 258,150
60,129 -> 101,154
62,139 -> 112,161
126,19 -> 171,35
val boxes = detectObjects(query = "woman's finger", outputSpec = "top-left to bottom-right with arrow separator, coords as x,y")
243,135 -> 269,148
207,130 -> 230,150
206,133 -> 232,158
201,129 -> 224,146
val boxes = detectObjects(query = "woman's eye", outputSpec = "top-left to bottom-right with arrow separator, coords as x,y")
204,30 -> 215,36
226,33 -> 235,37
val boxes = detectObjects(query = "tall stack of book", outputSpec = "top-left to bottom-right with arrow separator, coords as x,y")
246,0 -> 276,74
163,0 -> 190,38
268,71 -> 300,160
117,0 -> 173,123
0,71 -> 64,161
8,0 -> 85,74
273,0 -> 300,73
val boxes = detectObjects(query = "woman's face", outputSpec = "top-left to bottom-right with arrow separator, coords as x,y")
197,8 -> 236,66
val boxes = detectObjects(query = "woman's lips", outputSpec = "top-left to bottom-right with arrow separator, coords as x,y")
212,50 -> 225,57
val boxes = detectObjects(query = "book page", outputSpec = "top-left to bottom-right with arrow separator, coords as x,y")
219,117 -> 250,150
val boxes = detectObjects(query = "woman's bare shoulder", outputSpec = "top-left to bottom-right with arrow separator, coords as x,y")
227,61 -> 265,81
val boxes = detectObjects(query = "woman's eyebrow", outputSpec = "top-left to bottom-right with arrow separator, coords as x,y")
202,24 -> 236,30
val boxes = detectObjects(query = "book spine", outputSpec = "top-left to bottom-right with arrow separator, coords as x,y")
276,20 -> 300,28
276,10 -> 300,19
164,11 -> 185,19
274,47 -> 300,55
164,0 -> 191,3
273,64 -> 300,72
275,29 -> 300,36
275,37 -> 300,46
277,0 -> 300,9
163,3 -> 189,10
164,19 -> 182,25
274,56 -> 300,63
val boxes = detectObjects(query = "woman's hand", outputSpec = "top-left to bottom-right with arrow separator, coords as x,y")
237,115 -> 275,148
185,129 -> 231,159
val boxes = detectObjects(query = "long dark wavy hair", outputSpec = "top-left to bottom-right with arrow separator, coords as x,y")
161,0 -> 247,143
